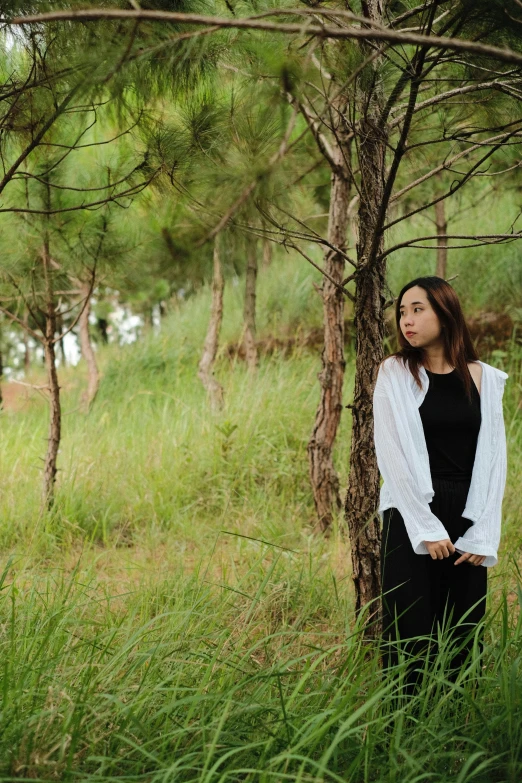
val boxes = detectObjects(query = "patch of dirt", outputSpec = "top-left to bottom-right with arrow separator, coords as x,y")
224,322 -> 352,360
1,381 -> 47,413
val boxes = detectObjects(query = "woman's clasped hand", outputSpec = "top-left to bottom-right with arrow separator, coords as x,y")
424,539 -> 486,566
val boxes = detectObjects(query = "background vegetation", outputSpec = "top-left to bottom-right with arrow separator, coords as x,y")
0,237 -> 519,780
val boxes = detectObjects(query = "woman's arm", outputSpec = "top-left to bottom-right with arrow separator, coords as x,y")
373,366 -> 450,554
453,384 -> 508,567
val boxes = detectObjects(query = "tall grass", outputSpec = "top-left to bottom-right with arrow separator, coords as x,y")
0,242 -> 520,779
0,550 -> 521,781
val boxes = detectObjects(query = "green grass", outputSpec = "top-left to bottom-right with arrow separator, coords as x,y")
0,248 -> 520,780
0,551 -> 522,781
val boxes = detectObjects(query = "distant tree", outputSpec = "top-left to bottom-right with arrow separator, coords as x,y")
198,235 -> 225,409
0,27 -> 155,504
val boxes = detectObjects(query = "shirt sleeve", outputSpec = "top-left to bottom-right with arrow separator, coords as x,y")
373,365 -> 450,555
454,377 -> 508,568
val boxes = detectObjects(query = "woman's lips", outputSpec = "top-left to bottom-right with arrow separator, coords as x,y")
406,332 -> 416,337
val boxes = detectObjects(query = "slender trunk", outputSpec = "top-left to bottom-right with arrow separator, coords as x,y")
262,237 -> 272,268
56,312 -> 66,367
97,318 -> 109,344
198,237 -> 225,409
23,310 -> 31,372
435,199 -> 448,278
42,244 -> 61,509
346,0 -> 435,625
308,134 -> 351,533
344,27 -> 387,629
79,281 -> 99,411
243,241 -> 258,371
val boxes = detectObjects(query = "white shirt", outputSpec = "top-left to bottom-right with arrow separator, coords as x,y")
373,356 -> 509,567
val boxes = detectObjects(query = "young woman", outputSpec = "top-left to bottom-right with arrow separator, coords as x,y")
373,276 -> 509,689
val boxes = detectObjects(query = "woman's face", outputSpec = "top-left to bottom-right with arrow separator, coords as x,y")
398,286 -> 443,348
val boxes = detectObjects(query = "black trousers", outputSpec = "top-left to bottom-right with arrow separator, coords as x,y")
381,476 -> 487,690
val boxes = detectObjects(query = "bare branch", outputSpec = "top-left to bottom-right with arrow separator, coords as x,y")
0,174 -> 158,215
10,379 -> 50,390
286,91 -> 339,169
390,127 -> 522,205
0,85 -> 80,196
389,77 -> 522,128
381,231 -> 522,259
7,8 -> 522,68
0,304 -> 41,341
13,163 -> 146,193
285,241 -> 355,302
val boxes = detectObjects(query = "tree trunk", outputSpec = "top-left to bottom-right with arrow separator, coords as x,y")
42,245 -> 61,509
198,237 -> 225,409
307,136 -> 351,533
79,281 -> 99,411
97,318 -> 109,344
23,310 -> 31,373
242,241 -> 258,371
435,198 -> 448,278
56,312 -> 67,367
344,29 -> 387,629
345,0 -> 435,625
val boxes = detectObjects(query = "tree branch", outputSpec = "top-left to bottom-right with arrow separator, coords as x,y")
6,8 -> 522,68
381,231 -> 522,259
389,126 -> 522,205
389,77 -> 522,128
286,91 -> 339,170
0,85 -> 80,196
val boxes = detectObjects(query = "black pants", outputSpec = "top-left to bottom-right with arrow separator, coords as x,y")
380,477 -> 487,691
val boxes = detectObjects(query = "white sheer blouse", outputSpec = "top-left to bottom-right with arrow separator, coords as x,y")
373,356 -> 509,567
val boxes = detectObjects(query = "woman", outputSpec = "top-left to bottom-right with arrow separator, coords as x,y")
373,276 -> 509,690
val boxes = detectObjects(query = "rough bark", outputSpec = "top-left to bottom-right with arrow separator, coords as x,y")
79,281 -> 99,411
42,244 -> 61,509
242,241 -> 258,371
198,238 -> 225,409
345,129 -> 387,627
308,135 -> 351,533
345,0 -> 434,628
435,198 -> 448,278
345,6 -> 387,628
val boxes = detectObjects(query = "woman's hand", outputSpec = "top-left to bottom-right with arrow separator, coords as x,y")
424,539 -> 455,560
454,552 -> 486,566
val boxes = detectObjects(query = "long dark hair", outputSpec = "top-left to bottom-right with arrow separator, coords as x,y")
383,276 -> 479,404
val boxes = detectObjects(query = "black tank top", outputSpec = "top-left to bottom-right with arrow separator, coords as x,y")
419,368 -> 482,480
